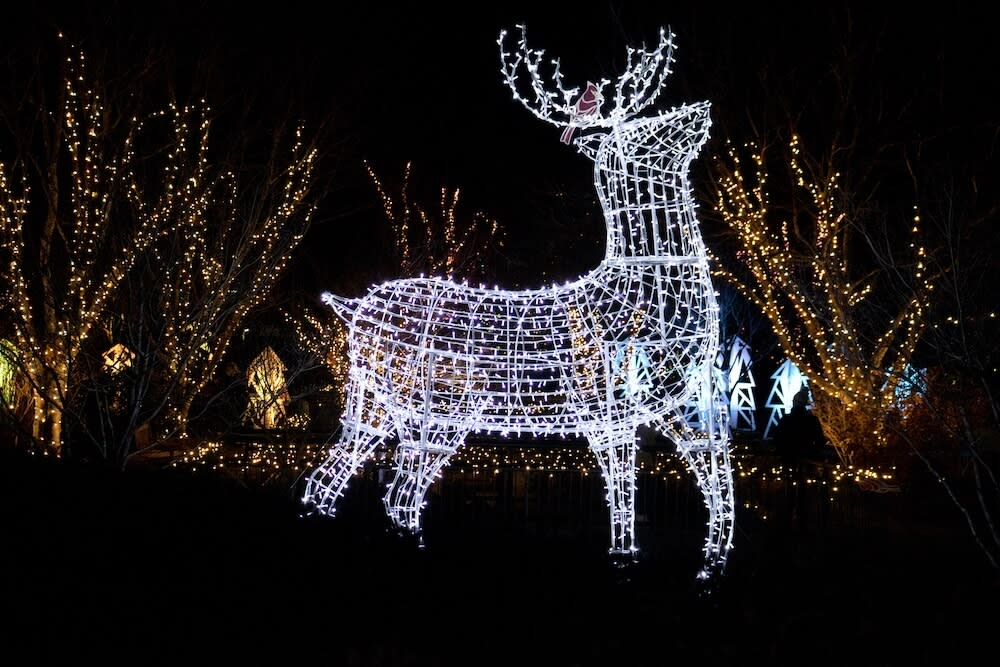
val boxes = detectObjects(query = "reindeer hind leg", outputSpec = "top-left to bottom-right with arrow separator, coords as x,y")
588,426 -> 640,560
659,408 -> 735,580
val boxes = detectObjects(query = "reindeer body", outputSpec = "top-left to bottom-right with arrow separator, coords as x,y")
303,28 -> 734,576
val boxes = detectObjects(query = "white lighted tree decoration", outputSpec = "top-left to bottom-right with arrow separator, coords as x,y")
682,335 -> 757,432
725,336 -> 757,432
763,358 -> 808,438
302,25 -> 735,576
890,363 -> 926,407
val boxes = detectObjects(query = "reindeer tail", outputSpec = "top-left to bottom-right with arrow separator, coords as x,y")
321,291 -> 362,324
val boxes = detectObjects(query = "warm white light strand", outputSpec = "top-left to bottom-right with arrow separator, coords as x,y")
303,26 -> 734,576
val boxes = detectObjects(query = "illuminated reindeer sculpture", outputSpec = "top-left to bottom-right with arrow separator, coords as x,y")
303,25 -> 735,576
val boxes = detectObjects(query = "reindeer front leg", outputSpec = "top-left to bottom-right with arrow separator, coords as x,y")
383,440 -> 460,532
675,439 -> 735,580
302,372 -> 392,518
588,426 -> 640,558
302,420 -> 388,517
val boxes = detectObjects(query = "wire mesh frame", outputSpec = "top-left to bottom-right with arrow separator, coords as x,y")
303,27 -> 734,576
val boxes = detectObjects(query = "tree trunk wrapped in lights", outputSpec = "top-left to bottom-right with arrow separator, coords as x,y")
0,39 -> 151,455
708,135 -> 933,464
142,109 -> 319,439
0,34 -> 323,462
302,25 -> 734,578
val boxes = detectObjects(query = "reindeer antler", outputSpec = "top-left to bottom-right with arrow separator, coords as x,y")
498,24 -> 676,130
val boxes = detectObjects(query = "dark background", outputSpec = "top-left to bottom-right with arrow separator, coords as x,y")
3,1 -> 998,292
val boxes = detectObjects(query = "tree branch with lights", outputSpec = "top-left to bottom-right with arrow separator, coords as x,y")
0,34 -> 324,463
708,135 -> 933,464
0,38 -> 150,455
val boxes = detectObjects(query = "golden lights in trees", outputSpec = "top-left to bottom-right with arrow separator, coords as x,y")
0,35 -> 320,454
710,135 -> 933,462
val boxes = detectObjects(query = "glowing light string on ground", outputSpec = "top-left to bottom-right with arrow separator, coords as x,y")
302,25 -> 735,577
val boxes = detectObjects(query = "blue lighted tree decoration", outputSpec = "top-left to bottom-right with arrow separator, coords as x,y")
302,25 -> 734,578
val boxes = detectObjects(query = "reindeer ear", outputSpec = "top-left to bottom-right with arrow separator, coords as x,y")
574,131 -> 605,161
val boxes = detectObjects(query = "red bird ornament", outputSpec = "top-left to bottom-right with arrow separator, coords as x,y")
560,81 -> 603,145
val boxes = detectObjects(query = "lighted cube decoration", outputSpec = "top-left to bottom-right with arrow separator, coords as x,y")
302,25 -> 735,578
101,343 -> 134,376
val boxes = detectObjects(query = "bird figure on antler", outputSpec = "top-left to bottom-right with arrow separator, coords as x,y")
560,81 -> 603,144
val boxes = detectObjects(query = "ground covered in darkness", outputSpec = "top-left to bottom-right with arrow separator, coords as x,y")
1,446 -> 996,666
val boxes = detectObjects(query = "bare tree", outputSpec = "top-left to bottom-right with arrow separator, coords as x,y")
707,134 -> 933,465
0,37 -> 152,455
366,160 -> 504,281
885,178 -> 1000,569
0,34 -> 325,465
141,109 -> 320,441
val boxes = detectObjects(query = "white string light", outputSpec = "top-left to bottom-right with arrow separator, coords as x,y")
303,25 -> 734,576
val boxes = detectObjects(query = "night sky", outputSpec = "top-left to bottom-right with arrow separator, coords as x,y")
4,2 -> 998,293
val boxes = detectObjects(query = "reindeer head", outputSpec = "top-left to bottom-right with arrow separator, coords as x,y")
498,24 -> 678,149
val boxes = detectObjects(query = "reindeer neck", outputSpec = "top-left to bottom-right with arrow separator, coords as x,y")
597,122 -> 708,263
